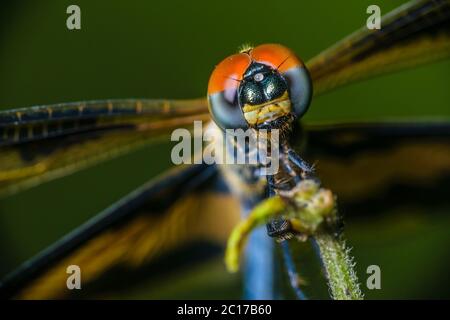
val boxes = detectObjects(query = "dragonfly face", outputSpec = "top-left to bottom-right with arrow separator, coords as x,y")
207,44 -> 312,131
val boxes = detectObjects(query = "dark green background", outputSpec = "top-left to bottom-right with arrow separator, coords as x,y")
1,0 -> 449,299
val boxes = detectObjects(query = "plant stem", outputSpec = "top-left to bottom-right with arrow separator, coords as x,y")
224,179 -> 363,300
313,232 -> 363,300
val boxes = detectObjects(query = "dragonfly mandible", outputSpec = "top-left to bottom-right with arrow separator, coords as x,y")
1,0 -> 450,299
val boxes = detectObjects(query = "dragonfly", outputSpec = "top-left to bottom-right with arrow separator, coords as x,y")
1,0 -> 450,299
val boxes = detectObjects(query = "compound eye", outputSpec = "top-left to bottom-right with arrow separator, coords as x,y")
252,44 -> 312,118
207,53 -> 251,130
251,44 -> 302,72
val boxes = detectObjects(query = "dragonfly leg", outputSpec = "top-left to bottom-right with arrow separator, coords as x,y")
265,174 -> 294,240
266,174 -> 276,197
280,241 -> 307,300
281,156 -> 302,184
265,154 -> 301,240
287,149 -> 314,174
266,218 -> 293,240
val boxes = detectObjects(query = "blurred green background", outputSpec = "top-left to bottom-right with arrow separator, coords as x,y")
0,0 -> 449,299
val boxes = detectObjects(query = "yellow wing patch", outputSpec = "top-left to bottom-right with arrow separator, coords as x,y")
16,192 -> 240,299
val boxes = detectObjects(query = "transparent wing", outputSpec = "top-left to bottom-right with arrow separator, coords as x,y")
0,98 -> 209,197
301,119 -> 450,214
0,163 -> 240,299
307,0 -> 450,96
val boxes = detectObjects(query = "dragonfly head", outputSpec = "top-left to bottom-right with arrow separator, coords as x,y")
208,44 -> 312,131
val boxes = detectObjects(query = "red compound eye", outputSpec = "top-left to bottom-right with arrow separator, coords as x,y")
207,53 -> 251,129
250,43 -> 303,72
207,53 -> 251,95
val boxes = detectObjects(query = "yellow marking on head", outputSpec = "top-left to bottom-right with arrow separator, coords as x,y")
242,92 -> 291,126
242,92 -> 290,113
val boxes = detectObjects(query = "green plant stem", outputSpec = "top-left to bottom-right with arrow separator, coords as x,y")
224,179 -> 364,300
313,232 -> 363,300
